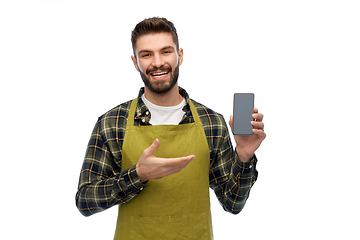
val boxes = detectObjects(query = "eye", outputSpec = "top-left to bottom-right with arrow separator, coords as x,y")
140,53 -> 151,58
162,49 -> 173,55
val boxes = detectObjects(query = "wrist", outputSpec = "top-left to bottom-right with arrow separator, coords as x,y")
115,165 -> 148,193
136,163 -> 146,183
235,148 -> 253,163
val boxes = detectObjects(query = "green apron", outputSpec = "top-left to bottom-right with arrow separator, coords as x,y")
114,98 -> 213,240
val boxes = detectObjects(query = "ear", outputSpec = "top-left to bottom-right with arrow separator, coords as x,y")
131,55 -> 140,72
178,48 -> 184,66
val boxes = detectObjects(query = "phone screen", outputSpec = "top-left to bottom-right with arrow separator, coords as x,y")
233,93 -> 254,135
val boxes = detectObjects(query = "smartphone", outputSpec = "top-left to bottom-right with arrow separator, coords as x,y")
233,93 -> 254,135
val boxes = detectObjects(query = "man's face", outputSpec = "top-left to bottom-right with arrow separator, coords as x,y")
131,32 -> 183,94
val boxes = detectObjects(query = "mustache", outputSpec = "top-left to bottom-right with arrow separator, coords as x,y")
146,65 -> 172,75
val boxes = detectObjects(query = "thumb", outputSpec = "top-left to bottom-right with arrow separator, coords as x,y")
229,115 -> 234,132
145,139 -> 160,156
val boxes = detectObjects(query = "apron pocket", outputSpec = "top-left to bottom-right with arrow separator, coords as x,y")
130,213 -> 210,240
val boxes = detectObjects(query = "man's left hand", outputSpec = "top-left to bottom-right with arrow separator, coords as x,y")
229,108 -> 266,162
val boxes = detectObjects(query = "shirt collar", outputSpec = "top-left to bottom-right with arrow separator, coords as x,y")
134,87 -> 192,124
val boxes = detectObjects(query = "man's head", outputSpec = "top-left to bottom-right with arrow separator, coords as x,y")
131,17 -> 179,56
131,17 -> 183,94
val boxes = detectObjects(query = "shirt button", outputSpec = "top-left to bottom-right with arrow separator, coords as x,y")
145,111 -> 149,115
249,165 -> 253,169
142,118 -> 146,123
140,187 -> 144,191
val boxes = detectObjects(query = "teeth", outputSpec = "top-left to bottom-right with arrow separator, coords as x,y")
151,71 -> 168,76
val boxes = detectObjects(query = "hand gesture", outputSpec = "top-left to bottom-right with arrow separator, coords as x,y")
229,108 -> 266,162
136,139 -> 196,182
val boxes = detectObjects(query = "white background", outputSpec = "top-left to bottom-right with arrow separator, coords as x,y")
1,0 -> 359,239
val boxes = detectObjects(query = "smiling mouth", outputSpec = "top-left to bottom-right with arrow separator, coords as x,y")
150,71 -> 170,79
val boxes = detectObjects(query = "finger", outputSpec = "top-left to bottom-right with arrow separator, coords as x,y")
144,139 -> 160,156
168,155 -> 196,164
177,155 -> 196,167
251,121 -> 264,130
157,154 -> 196,164
254,108 -> 258,114
252,128 -> 267,139
184,155 -> 196,161
158,155 -> 196,177
252,113 -> 264,122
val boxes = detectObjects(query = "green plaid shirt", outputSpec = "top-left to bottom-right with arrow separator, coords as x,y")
76,87 -> 258,216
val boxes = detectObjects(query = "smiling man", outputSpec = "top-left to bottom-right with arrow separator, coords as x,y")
134,35 -> 181,95
132,32 -> 183,107
76,17 -> 266,240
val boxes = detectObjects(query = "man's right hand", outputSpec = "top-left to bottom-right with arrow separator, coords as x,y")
136,139 -> 196,183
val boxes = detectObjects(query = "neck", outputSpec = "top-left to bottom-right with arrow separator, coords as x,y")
144,84 -> 183,107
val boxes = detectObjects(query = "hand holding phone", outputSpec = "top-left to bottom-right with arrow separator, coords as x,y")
233,93 -> 254,135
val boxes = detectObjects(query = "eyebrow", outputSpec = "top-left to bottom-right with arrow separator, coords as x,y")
138,46 -> 175,55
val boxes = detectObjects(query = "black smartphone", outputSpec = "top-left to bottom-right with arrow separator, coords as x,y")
233,93 -> 254,135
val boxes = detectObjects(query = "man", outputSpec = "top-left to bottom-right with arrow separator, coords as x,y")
76,17 -> 266,239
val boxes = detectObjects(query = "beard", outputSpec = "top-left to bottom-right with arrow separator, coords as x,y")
139,64 -> 179,94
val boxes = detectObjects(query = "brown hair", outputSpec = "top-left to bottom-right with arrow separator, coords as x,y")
131,17 -> 179,56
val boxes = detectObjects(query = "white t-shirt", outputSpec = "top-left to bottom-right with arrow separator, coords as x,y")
141,94 -> 186,125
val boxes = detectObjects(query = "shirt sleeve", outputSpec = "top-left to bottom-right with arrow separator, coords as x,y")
75,118 -> 147,217
209,116 -> 258,214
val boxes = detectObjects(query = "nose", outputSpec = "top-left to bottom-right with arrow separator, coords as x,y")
152,53 -> 164,68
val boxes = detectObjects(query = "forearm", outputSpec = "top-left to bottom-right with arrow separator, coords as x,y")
212,154 -> 258,214
75,165 -> 147,217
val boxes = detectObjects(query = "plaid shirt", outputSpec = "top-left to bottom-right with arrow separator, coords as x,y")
76,87 -> 258,217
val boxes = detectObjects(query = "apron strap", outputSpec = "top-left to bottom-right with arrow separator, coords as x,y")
127,98 -> 201,126
188,99 -> 201,124
127,98 -> 138,126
